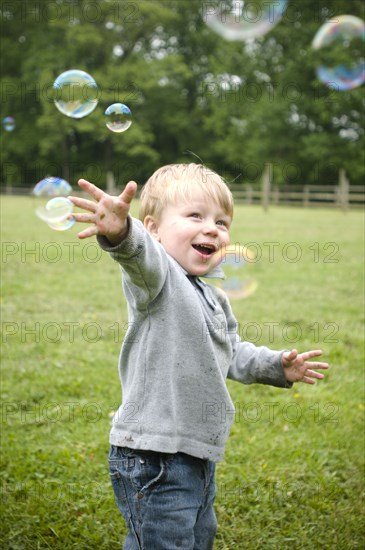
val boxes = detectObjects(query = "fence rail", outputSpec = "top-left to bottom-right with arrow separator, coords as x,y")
230,184 -> 365,209
1,183 -> 364,209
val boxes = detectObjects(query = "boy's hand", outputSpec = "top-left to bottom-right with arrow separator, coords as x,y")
68,179 -> 138,244
282,349 -> 329,385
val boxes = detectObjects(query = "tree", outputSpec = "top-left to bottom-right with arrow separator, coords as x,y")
1,0 -> 364,189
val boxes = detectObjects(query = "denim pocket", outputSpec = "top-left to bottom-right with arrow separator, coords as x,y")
108,447 -> 132,503
108,446 -> 168,501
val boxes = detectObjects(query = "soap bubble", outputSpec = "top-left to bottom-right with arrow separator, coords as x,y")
32,177 -> 72,197
3,116 -> 15,132
33,178 -> 74,231
35,197 -> 75,231
105,103 -> 132,133
203,0 -> 288,41
53,69 -> 98,118
312,15 -> 365,91
218,244 -> 258,299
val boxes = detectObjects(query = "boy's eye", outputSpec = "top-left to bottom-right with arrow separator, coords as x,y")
190,213 -> 201,219
217,219 -> 229,228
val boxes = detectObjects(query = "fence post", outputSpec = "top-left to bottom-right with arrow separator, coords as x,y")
106,171 -> 116,195
337,169 -> 349,211
261,163 -> 272,211
303,185 -> 310,207
246,184 -> 253,204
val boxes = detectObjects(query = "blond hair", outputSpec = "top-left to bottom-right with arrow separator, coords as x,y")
139,163 -> 234,221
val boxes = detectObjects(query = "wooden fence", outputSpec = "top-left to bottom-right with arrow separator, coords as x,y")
230,167 -> 364,210
229,183 -> 365,209
2,175 -> 364,210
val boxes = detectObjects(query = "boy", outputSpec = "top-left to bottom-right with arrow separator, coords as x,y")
69,163 -> 329,550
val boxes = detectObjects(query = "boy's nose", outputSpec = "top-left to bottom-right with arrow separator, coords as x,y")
202,220 -> 218,235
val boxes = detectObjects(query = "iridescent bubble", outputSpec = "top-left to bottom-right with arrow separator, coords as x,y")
35,197 -> 75,231
218,244 -> 258,299
3,116 -> 15,132
105,103 -> 132,133
312,15 -> 365,91
32,177 -> 72,197
203,0 -> 288,41
53,69 -> 98,118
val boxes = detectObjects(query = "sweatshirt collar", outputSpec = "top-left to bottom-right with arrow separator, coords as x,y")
202,265 -> 225,280
167,254 -> 226,280
180,265 -> 225,281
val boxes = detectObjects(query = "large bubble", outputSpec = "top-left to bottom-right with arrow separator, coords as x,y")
216,244 -> 258,299
53,69 -> 98,118
32,177 -> 72,197
105,103 -> 132,133
312,15 -> 365,91
203,0 -> 288,41
35,197 -> 75,232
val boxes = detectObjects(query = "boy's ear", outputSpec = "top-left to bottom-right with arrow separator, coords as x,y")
144,215 -> 160,241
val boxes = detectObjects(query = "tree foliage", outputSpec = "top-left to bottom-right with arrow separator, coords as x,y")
1,0 -> 364,188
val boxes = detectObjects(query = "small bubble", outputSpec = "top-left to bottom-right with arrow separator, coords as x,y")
105,103 -> 132,133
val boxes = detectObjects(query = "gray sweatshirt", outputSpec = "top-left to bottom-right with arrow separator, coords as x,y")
99,217 -> 290,462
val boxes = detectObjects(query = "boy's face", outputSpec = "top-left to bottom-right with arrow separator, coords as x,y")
145,191 -> 232,276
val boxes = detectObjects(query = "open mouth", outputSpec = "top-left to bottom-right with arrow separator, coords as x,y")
192,243 -> 217,257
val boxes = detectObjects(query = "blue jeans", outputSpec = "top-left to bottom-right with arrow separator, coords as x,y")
108,445 -> 217,550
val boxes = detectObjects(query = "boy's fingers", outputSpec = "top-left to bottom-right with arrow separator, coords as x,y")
78,179 -> 105,201
306,369 -> 325,378
71,212 -> 95,223
302,377 -> 316,385
283,349 -> 297,363
302,349 -> 323,360
119,181 -> 138,204
306,362 -> 329,369
77,225 -> 99,240
68,195 -> 97,212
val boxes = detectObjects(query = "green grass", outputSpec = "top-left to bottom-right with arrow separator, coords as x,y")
1,196 -> 364,549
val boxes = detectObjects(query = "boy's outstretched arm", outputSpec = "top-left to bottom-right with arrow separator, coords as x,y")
68,179 -> 138,244
282,349 -> 329,385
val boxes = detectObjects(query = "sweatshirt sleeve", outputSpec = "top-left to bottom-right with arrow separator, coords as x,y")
214,288 -> 292,388
97,216 -> 169,310
228,340 -> 292,388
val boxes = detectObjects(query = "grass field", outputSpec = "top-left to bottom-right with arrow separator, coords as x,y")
1,195 -> 364,549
